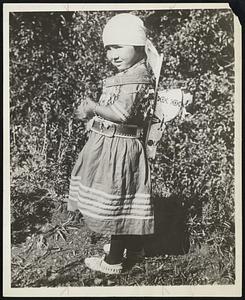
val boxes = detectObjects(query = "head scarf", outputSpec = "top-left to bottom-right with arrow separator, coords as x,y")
102,13 -> 163,81
102,13 -> 146,46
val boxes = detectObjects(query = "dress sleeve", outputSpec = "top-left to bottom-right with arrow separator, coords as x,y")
110,83 -> 145,122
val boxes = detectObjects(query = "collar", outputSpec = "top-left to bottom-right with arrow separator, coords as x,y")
117,58 -> 146,75
104,59 -> 152,87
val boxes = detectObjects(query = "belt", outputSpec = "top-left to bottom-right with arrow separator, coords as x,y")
91,119 -> 142,138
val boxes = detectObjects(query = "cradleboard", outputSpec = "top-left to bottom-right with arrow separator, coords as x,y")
146,87 -> 193,160
144,44 -> 193,160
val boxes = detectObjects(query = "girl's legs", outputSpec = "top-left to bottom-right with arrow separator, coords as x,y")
85,235 -> 144,274
105,235 -> 125,264
125,235 -> 143,254
105,235 -> 143,264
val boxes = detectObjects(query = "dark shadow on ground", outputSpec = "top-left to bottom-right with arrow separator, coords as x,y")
11,188 -> 55,244
143,195 -> 190,256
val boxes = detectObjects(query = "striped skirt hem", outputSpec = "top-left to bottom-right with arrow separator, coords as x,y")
68,176 -> 154,235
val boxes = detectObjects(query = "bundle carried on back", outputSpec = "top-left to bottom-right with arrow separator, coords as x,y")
145,42 -> 193,160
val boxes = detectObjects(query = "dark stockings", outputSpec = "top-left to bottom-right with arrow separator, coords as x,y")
105,235 -> 143,265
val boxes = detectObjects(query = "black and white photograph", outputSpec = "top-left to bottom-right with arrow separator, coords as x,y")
3,3 -> 242,297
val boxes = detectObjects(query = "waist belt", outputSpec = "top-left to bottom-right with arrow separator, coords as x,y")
91,119 -> 142,138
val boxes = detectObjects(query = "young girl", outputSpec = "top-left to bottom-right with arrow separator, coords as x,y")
68,13 -> 158,274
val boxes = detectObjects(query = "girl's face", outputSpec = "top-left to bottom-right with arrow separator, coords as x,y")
106,45 -> 143,71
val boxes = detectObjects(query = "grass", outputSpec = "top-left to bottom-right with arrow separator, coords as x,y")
11,193 -> 235,287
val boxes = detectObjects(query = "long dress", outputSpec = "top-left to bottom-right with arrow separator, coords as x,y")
68,59 -> 155,235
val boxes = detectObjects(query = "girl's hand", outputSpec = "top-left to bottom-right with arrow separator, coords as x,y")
74,102 -> 87,120
75,98 -> 96,120
85,98 -> 96,119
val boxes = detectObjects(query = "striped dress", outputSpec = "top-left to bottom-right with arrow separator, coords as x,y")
68,59 -> 155,235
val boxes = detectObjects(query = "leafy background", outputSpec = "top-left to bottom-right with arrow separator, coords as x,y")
9,9 -> 235,287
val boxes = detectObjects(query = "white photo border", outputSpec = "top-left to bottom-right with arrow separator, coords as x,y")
3,2 -> 242,297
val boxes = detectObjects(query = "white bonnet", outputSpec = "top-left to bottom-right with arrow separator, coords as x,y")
102,13 -> 163,81
102,13 -> 147,46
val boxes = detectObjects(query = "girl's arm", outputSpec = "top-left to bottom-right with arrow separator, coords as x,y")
77,83 -> 144,123
92,101 -> 123,122
76,98 -> 124,123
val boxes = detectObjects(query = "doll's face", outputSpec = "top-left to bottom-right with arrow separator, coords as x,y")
106,45 -> 143,71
